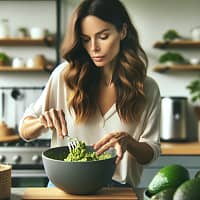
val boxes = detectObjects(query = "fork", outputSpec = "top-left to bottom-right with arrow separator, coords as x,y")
65,136 -> 79,152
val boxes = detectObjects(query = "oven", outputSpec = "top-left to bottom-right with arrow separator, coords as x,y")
12,169 -> 48,187
0,139 -> 50,187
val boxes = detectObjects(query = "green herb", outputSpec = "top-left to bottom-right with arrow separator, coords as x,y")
159,52 -> 187,64
186,77 -> 200,103
0,52 -> 10,64
64,141 -> 112,162
163,29 -> 181,41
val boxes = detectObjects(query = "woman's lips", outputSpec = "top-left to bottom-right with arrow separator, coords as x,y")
92,56 -> 104,62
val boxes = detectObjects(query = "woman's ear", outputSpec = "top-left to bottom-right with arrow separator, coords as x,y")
120,23 -> 127,40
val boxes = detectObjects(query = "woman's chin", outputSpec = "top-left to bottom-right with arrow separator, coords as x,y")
94,62 -> 105,67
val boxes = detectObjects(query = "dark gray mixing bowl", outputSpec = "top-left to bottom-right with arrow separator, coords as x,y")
42,146 -> 116,194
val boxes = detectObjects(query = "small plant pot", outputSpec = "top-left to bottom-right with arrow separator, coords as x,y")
0,60 -> 8,66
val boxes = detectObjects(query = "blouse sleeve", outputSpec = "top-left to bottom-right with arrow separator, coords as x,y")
138,77 -> 161,164
18,62 -> 68,140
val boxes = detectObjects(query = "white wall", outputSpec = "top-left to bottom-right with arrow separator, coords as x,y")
1,0 -> 199,93
124,0 -> 200,98
0,0 -> 199,137
0,0 -> 57,87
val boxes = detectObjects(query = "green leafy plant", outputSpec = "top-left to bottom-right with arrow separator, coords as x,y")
159,52 -> 187,64
17,27 -> 29,37
0,52 -> 10,65
163,29 -> 181,41
187,77 -> 200,103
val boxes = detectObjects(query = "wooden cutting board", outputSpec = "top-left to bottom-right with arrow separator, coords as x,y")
22,187 -> 138,200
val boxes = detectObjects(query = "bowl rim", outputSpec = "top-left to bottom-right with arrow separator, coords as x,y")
42,145 -> 117,163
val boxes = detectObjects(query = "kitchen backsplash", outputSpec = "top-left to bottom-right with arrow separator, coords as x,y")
0,87 -> 43,131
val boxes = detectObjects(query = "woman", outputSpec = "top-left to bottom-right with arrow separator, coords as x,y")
19,0 -> 161,188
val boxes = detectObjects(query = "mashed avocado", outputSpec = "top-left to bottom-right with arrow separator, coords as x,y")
64,141 -> 112,162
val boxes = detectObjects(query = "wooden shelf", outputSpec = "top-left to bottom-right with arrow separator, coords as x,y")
0,37 -> 55,46
154,40 -> 200,49
153,64 -> 200,73
0,66 -> 47,72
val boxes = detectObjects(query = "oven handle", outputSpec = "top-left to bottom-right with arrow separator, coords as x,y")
12,170 -> 47,178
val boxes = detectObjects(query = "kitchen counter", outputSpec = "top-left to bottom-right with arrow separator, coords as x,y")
10,187 -> 145,200
161,141 -> 200,155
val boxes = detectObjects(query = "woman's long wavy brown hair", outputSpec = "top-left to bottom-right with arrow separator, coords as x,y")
62,0 -> 148,123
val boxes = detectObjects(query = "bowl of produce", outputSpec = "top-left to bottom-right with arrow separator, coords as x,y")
42,141 -> 116,194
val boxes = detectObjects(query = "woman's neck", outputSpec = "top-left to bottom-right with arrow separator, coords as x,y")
101,63 -> 115,87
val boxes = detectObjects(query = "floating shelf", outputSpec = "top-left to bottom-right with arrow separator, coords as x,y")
153,64 -> 200,73
0,37 -> 55,46
0,66 -> 47,72
154,40 -> 200,49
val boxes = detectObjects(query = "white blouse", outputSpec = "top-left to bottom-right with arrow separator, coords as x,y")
19,62 -> 161,188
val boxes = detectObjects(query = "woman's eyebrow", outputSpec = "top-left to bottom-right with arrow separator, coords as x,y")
81,28 -> 110,37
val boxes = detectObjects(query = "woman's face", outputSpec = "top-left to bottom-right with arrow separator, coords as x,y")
80,16 -> 124,68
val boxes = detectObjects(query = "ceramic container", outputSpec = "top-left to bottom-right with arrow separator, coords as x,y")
30,27 -> 45,39
0,19 -> 10,38
191,27 -> 200,41
12,57 -> 25,68
42,146 -> 116,194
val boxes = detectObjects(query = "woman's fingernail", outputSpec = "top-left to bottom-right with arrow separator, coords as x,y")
62,132 -> 66,136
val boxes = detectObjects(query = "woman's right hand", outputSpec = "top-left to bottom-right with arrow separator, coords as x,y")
39,108 -> 68,138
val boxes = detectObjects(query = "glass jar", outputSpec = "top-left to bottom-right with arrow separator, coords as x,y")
0,19 -> 10,38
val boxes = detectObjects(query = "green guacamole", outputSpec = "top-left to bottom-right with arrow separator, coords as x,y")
64,141 -> 112,162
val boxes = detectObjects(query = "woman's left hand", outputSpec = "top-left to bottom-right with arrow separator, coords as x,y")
93,132 -> 131,164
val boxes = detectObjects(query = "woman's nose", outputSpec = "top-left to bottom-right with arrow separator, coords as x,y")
91,39 -> 100,52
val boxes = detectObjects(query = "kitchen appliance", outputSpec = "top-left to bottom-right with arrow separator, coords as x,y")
0,139 -> 50,187
0,86 -> 51,187
160,97 -> 188,141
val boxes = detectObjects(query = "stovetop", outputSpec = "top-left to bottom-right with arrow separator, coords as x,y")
0,139 -> 51,147
0,139 -> 51,165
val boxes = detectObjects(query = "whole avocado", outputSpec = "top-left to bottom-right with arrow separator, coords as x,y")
173,178 -> 200,200
148,164 -> 189,195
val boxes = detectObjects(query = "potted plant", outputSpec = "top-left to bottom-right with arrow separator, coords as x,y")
0,52 -> 10,66
187,77 -> 200,140
159,52 -> 188,65
17,27 -> 28,38
163,29 -> 182,41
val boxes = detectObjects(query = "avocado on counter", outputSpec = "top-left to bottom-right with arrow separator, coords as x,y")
147,164 -> 190,195
173,178 -> 200,200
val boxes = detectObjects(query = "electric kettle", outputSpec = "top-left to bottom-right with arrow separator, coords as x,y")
160,97 -> 188,141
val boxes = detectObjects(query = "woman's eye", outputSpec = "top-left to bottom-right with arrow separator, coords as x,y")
81,37 -> 90,43
99,34 -> 108,40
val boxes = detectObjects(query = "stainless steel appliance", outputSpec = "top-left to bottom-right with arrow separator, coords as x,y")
0,139 -> 50,187
0,87 -> 51,187
160,97 -> 188,141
